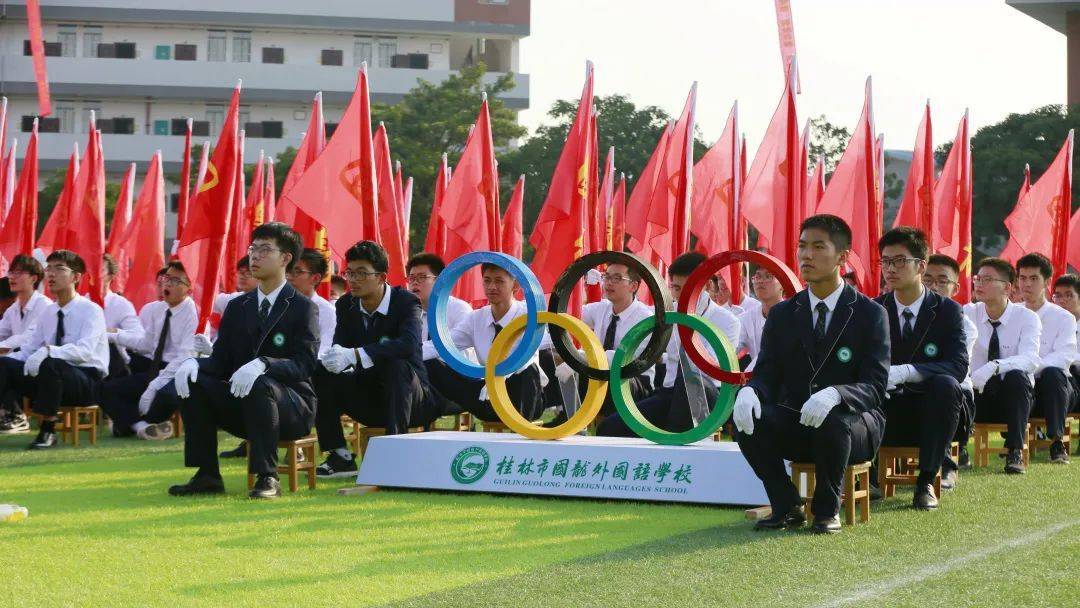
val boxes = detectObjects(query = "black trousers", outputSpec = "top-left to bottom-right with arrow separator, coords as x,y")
167,372 -> 313,476
974,370 -> 1033,450
314,359 -> 439,451
108,343 -> 130,380
426,359 -> 463,416
429,363 -> 544,423
882,374 -> 963,476
539,348 -> 563,411
579,371 -> 653,419
100,369 -> 179,436
0,357 -> 102,418
943,387 -> 976,474
736,405 -> 877,519
597,373 -> 707,436
1031,367 -> 1075,440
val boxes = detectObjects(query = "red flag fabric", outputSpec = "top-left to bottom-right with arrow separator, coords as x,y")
742,60 -> 801,272
403,176 -> 413,239
241,151 -> 265,254
597,147 -> 615,251
1005,131 -> 1073,277
893,102 -> 935,239
176,118 -> 193,241
71,125 -> 107,306
799,120 -> 811,220
935,111 -> 973,303
502,174 -> 525,259
25,0 -> 52,117
640,85 -> 696,267
279,69 -> 379,259
774,0 -> 800,93
0,97 -> 8,215
263,159 -> 276,223
815,77 -> 881,296
805,155 -> 825,215
691,102 -> 740,292
374,124 -> 406,285
105,163 -> 135,293
1000,165 -> 1032,264
424,154 -> 451,257
0,121 -> 37,272
222,131 -> 246,294
0,140 -> 14,224
393,159 -> 408,251
610,173 -> 627,252
117,151 -> 165,311
277,93 -> 326,248
178,84 -> 241,331
37,144 -> 78,255
625,124 -> 672,258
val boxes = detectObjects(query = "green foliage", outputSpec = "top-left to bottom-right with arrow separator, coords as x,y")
807,114 -> 851,174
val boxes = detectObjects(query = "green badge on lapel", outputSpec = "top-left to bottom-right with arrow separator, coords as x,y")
379,336 -> 390,344
837,347 -> 853,363
272,333 -> 285,347
924,342 -> 938,357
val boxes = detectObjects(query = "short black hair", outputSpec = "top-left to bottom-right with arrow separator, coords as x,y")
161,260 -> 189,282
46,250 -> 86,275
0,278 -> 12,300
330,275 -> 346,290
1016,252 -> 1053,281
878,226 -> 928,260
236,255 -> 250,271
800,214 -> 852,251
102,253 -> 119,277
480,263 -> 514,279
1053,274 -> 1080,295
251,222 -> 302,272
976,257 -> 1016,283
669,252 -> 707,278
9,254 -> 44,289
345,240 -> 389,273
926,254 -> 960,276
407,253 -> 446,276
297,248 -> 329,277
607,262 -> 641,283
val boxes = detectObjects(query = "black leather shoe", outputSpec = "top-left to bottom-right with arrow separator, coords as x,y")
958,447 -> 971,469
912,483 -> 939,510
27,430 -> 56,450
754,505 -> 806,531
1049,440 -> 1070,464
1004,449 -> 1026,474
168,475 -> 225,496
249,475 -> 282,499
869,483 -> 884,501
219,441 -> 247,458
811,515 -> 841,534
940,469 -> 958,490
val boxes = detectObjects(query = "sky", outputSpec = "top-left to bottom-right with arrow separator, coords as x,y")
516,0 -> 1066,154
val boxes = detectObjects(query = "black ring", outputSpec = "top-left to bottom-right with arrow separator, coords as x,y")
547,250 -> 672,381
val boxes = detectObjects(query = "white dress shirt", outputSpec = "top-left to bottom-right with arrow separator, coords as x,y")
1030,300 -> 1077,375
582,297 -> 656,384
354,283 -> 394,369
10,294 -> 109,375
0,291 -> 51,350
663,293 -> 741,388
964,300 -> 1042,386
256,280 -> 286,311
737,305 -> 769,372
740,297 -> 762,317
209,290 -> 246,340
450,299 -> 546,375
104,291 -> 140,332
118,297 -> 199,389
807,281 -> 846,332
421,295 -> 474,362
723,302 -> 745,316
960,312 -> 978,392
309,292 -> 337,359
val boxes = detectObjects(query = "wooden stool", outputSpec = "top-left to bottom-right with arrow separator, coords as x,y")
1028,417 -> 1072,455
435,412 -> 472,431
876,446 -> 941,499
973,423 -> 1030,467
789,461 -> 871,525
170,411 -> 184,439
480,419 -> 542,434
247,435 -> 318,492
347,423 -> 425,457
56,406 -> 100,446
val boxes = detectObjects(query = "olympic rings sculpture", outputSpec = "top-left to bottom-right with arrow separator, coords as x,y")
428,249 -> 801,445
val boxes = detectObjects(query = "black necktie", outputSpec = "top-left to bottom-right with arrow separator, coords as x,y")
901,309 -> 915,344
603,314 -> 620,351
813,302 -> 829,344
55,310 -> 65,346
259,298 -> 271,324
493,322 -> 503,338
988,320 -> 1001,361
151,309 -> 172,375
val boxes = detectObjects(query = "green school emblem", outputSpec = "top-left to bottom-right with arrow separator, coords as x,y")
272,333 -> 285,347
837,347 -> 853,363
924,343 -> 938,357
450,446 -> 490,485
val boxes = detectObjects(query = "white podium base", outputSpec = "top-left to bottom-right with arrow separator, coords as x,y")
355,431 -> 769,506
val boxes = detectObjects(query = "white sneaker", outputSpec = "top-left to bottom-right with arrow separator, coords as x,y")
137,421 -> 173,441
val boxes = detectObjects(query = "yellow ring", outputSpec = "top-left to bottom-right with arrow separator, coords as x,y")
486,311 -> 608,440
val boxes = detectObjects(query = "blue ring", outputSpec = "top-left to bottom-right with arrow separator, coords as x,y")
428,251 -> 545,378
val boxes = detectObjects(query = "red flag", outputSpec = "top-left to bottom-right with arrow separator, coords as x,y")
178,83 -> 241,331
502,174 -> 525,259
892,102 -> 935,239
105,162 -> 136,293
935,111 -> 973,303
597,147 -> 615,251
626,124 -> 672,258
242,150 -> 266,250
402,176 -> 413,240
0,121 -> 37,271
1000,164 -> 1032,264
263,159 -> 276,223
774,0 -> 800,93
691,102 -> 741,296
641,85 -> 696,267
37,144 -> 78,255
610,173 -> 627,252
804,154 -> 825,215
441,97 -> 502,304
176,118 -> 193,241
277,93 -> 325,246
1006,131 -> 1073,277
799,120 -> 811,220
816,77 -> 881,296
424,154 -> 451,257
25,0 -> 52,117
71,124 -> 107,306
0,97 -> 8,214
222,131 -> 247,294
394,159 -> 407,249
0,140 -> 14,224
742,59 -> 801,272
279,69 -> 379,259
374,124 -> 407,285
117,151 -> 166,311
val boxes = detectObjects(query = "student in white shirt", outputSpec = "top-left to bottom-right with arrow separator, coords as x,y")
102,254 -> 142,379
599,253 -> 740,436
0,255 -> 51,432
737,266 -> 786,372
966,257 -> 1042,474
287,248 -> 337,359
0,250 -> 109,449
329,274 -> 347,304
1050,274 -> 1080,417
1016,253 -> 1076,464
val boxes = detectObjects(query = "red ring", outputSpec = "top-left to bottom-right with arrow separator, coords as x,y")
675,250 -> 801,384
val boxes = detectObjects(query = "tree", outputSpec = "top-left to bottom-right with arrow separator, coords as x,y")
36,168 -> 121,235
807,114 -> 851,174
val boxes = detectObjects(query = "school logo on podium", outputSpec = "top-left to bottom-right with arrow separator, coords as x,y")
451,446 -> 490,485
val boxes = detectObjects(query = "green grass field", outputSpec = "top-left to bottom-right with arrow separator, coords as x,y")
2,429 -> 1077,608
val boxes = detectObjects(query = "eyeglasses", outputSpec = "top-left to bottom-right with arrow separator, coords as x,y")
247,244 -> 281,259
287,268 -> 313,278
406,273 -> 437,285
156,276 -> 189,287
923,276 -> 958,288
750,273 -> 776,283
44,266 -> 73,275
972,276 -> 1009,286
6,271 -> 29,279
601,273 -> 633,284
878,257 -> 921,269
343,269 -> 383,281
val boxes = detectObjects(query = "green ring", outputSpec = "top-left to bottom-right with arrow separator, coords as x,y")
610,311 -> 739,445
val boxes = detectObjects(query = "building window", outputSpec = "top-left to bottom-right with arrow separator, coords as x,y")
376,39 -> 397,68
56,104 -> 75,134
81,104 -> 101,133
262,47 -> 284,64
321,49 -> 343,66
208,31 -> 226,62
232,31 -> 251,63
238,109 -> 251,129
206,107 -> 225,136
353,38 -> 373,66
57,25 -> 77,57
83,27 -> 102,58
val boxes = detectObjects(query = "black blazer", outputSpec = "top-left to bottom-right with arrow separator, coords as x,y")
748,284 -> 890,441
201,282 -> 319,410
332,285 -> 428,387
874,290 -> 968,385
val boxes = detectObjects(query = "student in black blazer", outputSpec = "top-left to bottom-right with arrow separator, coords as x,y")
733,215 -> 890,534
313,240 -> 440,478
875,228 -> 968,510
166,223 -> 319,499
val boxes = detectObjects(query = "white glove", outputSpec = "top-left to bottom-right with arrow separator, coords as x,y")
107,332 -> 119,344
479,385 -> 489,402
971,363 -> 997,393
192,333 -> 213,356
174,358 -> 200,399
229,358 -> 267,398
555,361 -> 577,383
23,346 -> 49,377
138,386 -> 157,416
732,387 -> 761,435
321,344 -> 357,374
799,388 -> 841,428
585,269 -> 602,286
887,365 -> 910,391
